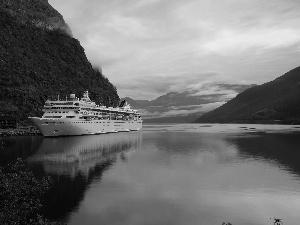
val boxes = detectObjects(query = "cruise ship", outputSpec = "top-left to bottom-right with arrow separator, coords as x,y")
29,91 -> 142,137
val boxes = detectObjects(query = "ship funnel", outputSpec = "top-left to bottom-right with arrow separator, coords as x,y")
70,94 -> 76,99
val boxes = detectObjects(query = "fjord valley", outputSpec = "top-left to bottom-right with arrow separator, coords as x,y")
0,0 -> 119,122
122,84 -> 256,123
195,66 -> 300,124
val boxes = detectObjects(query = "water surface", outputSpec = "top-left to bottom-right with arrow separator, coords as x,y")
1,124 -> 300,225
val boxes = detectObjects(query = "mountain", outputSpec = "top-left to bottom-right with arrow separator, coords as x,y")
195,66 -> 300,124
121,97 -> 141,107
121,84 -> 256,123
0,0 -> 119,122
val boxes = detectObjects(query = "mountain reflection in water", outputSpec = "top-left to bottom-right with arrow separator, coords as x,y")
28,132 -> 142,222
227,133 -> 300,177
1,124 -> 300,225
0,136 -> 44,165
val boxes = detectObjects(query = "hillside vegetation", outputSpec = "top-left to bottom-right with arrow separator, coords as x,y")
195,66 -> 300,124
0,0 -> 119,122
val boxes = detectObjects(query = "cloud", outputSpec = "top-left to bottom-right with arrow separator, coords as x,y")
49,0 -> 300,100
189,85 -> 239,101
142,102 -> 225,118
201,28 -> 300,55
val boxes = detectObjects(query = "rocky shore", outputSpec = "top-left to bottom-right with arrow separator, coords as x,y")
0,127 -> 41,137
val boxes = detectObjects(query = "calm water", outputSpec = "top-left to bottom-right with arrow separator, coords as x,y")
1,124 -> 300,225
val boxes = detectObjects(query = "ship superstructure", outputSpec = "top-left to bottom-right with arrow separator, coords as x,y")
29,91 -> 142,137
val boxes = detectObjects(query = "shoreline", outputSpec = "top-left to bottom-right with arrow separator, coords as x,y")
0,128 -> 41,137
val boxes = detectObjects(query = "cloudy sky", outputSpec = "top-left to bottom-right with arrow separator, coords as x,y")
49,0 -> 300,100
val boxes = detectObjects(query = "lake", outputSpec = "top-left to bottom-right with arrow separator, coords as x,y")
1,123 -> 300,225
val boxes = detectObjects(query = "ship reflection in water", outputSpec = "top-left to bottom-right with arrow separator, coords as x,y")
28,132 -> 142,222
2,124 -> 300,225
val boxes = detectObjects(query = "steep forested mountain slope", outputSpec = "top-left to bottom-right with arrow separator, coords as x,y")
0,0 -> 119,121
195,66 -> 300,124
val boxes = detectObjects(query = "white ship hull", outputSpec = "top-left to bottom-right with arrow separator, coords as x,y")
29,117 -> 142,137
29,91 -> 142,137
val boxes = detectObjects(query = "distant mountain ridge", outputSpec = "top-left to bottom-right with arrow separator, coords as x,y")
0,0 -> 119,121
122,84 -> 256,123
195,66 -> 300,124
123,91 -> 211,107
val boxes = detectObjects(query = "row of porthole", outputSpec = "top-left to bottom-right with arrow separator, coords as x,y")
46,111 -> 70,114
45,122 -> 64,124
45,121 -> 137,125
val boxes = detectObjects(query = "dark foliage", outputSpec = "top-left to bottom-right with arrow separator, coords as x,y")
195,66 -> 300,124
0,159 -> 53,224
273,218 -> 283,225
0,0 -> 119,122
